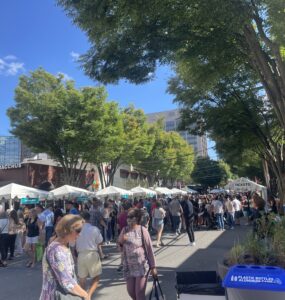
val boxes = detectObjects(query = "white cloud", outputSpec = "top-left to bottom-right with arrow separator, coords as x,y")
70,51 -> 80,61
4,55 -> 17,61
57,72 -> 73,81
0,55 -> 25,76
6,62 -> 25,75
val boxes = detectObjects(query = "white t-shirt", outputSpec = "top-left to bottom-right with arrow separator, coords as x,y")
76,223 -> 103,253
212,200 -> 224,214
232,199 -> 242,211
153,208 -> 166,220
225,200 -> 235,213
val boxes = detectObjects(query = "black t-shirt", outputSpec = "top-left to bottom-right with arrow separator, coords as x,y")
27,217 -> 39,237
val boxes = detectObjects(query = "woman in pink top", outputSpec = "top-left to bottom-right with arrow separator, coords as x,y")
118,208 -> 157,300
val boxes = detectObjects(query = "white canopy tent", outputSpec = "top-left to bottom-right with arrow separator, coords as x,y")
0,183 -> 50,206
51,185 -> 94,200
155,187 -> 175,196
224,177 -> 267,201
182,187 -> 199,194
130,186 -> 157,197
96,186 -> 133,199
187,188 -> 198,194
209,188 -> 226,194
171,188 -> 187,195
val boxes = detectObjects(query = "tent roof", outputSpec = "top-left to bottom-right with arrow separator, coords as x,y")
224,177 -> 266,191
155,187 -> 174,195
171,188 -> 187,195
51,185 -> 93,199
0,183 -> 50,200
96,186 -> 133,197
130,186 -> 157,196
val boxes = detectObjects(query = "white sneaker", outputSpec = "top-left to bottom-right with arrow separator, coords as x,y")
189,242 -> 196,246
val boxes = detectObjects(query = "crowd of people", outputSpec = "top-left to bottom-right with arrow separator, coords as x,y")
0,190 -> 280,299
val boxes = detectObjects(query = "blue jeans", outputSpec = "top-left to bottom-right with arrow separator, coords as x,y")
172,216 -> 181,233
215,213 -> 224,230
227,212 -> 235,228
45,226 -> 54,246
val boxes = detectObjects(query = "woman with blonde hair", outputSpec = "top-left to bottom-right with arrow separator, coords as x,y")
40,214 -> 89,300
25,209 -> 39,268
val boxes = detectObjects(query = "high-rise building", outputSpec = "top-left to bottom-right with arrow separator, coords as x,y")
146,109 -> 208,157
0,136 -> 35,167
0,136 -> 21,166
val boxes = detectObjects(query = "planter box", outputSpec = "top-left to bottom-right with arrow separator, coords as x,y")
176,271 -> 225,299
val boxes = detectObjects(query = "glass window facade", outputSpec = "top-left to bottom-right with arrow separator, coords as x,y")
0,136 -> 21,165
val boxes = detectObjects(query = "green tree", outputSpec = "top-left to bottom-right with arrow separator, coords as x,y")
137,123 -> 194,186
97,106 -> 154,187
7,68 -> 123,186
161,131 -> 194,186
58,0 -> 285,130
191,157 -> 229,187
169,68 -> 285,201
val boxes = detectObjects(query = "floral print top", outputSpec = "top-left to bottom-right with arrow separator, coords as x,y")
118,225 -> 156,279
39,241 -> 77,300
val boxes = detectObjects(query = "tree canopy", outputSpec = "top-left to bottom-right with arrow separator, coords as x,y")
137,122 -> 194,186
97,105 -> 155,187
58,0 -> 285,130
7,68 -> 123,185
191,157 -> 231,187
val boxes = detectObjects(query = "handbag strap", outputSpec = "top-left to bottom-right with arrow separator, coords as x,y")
141,225 -> 151,267
149,277 -> 165,300
0,220 -> 8,234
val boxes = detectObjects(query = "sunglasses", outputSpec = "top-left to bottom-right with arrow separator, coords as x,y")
127,216 -> 136,219
73,227 -> 82,234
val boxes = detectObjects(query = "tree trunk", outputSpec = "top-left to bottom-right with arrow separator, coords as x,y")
97,164 -> 106,189
244,23 -> 285,131
262,159 -> 270,190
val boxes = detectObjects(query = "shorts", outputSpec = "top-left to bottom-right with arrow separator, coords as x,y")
235,210 -> 243,219
26,236 -> 39,244
152,218 -> 164,230
77,251 -> 102,279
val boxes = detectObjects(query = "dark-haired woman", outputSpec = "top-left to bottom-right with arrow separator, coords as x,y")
118,208 -> 157,300
8,210 -> 19,260
25,209 -> 39,268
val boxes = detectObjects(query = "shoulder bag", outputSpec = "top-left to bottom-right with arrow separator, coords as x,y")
45,250 -> 83,300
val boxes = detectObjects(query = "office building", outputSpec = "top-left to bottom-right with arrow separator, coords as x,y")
147,109 -> 208,157
0,136 -> 22,166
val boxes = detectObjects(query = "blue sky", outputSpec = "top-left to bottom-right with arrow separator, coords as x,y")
0,1 -> 215,158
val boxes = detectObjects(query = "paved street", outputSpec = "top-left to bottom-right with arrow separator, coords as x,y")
0,226 -> 248,300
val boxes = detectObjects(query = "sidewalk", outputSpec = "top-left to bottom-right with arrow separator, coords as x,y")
95,225 -> 248,299
0,225 -> 249,300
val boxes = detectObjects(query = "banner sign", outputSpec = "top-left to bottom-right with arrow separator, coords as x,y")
0,163 -> 22,170
21,197 -> 39,205
76,196 -> 88,202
